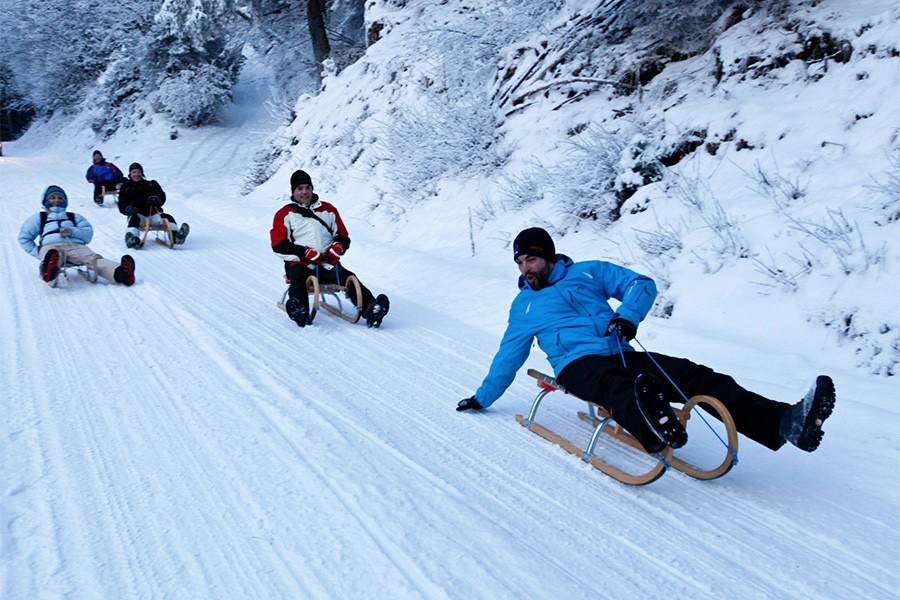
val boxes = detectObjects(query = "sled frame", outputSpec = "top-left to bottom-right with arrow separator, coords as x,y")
97,184 -> 119,206
50,252 -> 98,288
139,208 -> 175,248
277,273 -> 363,324
515,369 -> 738,485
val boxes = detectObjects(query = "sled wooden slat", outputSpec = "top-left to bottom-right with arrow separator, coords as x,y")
515,414 -> 668,485
669,395 -> 738,480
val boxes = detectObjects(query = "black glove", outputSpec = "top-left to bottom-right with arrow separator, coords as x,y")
147,195 -> 162,207
123,205 -> 138,217
456,396 -> 483,412
606,315 -> 637,341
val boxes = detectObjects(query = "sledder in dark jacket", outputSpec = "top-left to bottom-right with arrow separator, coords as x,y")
270,169 -> 390,328
118,162 -> 189,248
457,227 -> 836,455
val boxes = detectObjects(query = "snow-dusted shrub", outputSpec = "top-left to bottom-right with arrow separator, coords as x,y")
492,0 -> 756,113
634,222 -> 683,257
243,133 -> 297,194
776,204 -> 883,276
546,126 -> 630,225
814,307 -> 898,377
868,145 -> 900,224
671,173 -> 748,263
150,64 -> 235,127
750,160 -> 808,202
373,93 -> 503,206
472,164 -> 544,227
749,249 -> 809,293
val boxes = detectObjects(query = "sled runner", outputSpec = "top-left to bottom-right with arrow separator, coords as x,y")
50,252 -> 98,288
515,369 -> 739,485
277,273 -> 363,324
139,207 -> 175,248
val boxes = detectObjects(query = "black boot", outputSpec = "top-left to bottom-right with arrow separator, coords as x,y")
779,376 -> 835,452
634,373 -> 688,451
286,297 -> 310,327
365,294 -> 390,328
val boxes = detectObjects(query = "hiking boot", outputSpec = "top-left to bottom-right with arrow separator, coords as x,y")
125,232 -> 143,249
40,249 -> 61,283
114,255 -> 136,286
94,196 -> 104,205
285,297 -> 310,327
634,373 -> 688,451
173,223 -> 190,245
779,376 -> 836,452
365,294 -> 390,328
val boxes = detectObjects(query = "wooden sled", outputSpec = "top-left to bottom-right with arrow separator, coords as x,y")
515,369 -> 739,485
139,208 -> 175,248
95,184 -> 120,206
276,273 -> 363,324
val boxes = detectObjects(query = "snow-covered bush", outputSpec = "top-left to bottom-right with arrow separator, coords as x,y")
373,93 -> 504,207
869,144 -> 900,224
670,173 -> 749,269
814,306 -> 899,377
151,64 -> 236,127
551,126 -> 628,224
491,0 -> 755,114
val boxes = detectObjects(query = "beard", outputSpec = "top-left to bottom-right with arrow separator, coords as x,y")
525,262 -> 553,290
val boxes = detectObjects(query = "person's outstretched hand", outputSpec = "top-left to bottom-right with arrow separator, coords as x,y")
456,396 -> 483,412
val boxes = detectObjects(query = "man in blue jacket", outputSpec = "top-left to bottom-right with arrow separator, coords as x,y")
457,227 -> 836,454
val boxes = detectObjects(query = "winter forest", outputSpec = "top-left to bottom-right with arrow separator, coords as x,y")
1,0 -> 898,597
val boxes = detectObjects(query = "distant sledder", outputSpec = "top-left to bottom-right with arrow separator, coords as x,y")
270,169 -> 390,328
118,162 -> 190,249
457,227 -> 836,485
85,150 -> 126,205
18,185 -> 136,287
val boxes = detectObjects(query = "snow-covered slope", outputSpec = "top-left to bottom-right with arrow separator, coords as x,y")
2,1 -> 898,598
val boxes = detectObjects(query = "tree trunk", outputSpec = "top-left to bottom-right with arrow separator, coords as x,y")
308,0 -> 331,69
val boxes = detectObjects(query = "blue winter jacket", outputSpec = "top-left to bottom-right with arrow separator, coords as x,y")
474,255 -> 657,408
18,207 -> 94,258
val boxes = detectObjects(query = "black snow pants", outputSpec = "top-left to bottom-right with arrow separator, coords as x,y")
556,353 -> 791,451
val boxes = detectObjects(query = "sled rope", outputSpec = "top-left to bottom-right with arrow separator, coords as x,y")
630,336 -> 738,462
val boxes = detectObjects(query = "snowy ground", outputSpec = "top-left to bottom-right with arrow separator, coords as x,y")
2,35 -> 900,600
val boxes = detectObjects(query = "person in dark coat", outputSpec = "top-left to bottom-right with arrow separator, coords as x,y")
118,162 -> 190,248
457,227 -> 836,455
